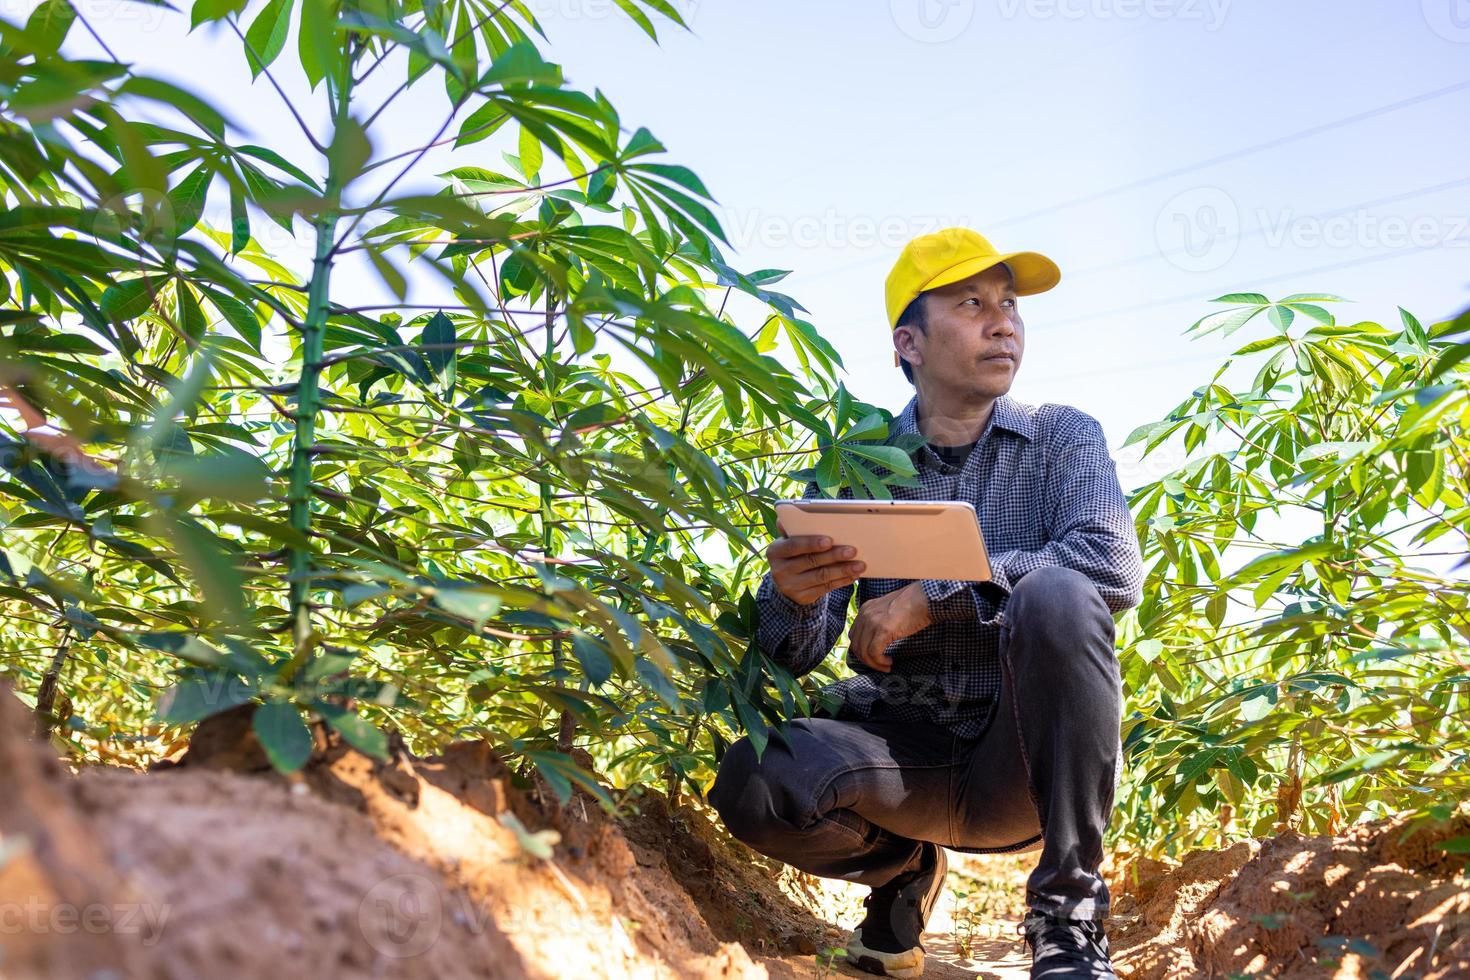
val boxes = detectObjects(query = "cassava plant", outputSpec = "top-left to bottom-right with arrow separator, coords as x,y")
1116,295 -> 1469,854
0,0 -> 921,800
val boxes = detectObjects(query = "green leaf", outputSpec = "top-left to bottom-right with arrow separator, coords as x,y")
118,76 -> 233,140
327,113 -> 372,185
101,276 -> 164,322
137,631 -> 225,666
1239,686 -> 1276,722
635,655 -> 679,709
1276,292 -> 1348,304
343,582 -> 391,607
421,311 -> 456,381
142,345 -> 217,451
176,282 -> 207,340
433,586 -> 501,629
160,448 -> 271,501
843,412 -> 889,442
198,286 -> 263,350
229,179 -> 250,253
237,144 -> 323,190
518,123 -> 543,178
571,630 -> 613,686
244,0 -> 295,77
315,701 -> 389,759
157,672 -> 255,724
365,245 -> 406,300
1267,304 -> 1294,334
1134,638 -> 1164,664
304,648 -> 358,682
1205,591 -> 1227,627
152,512 -> 246,626
611,0 -> 656,39
635,162 -> 714,201
298,0 -> 341,91
479,42 -> 562,89
167,164 -> 212,233
252,700 -> 314,772
842,442 -> 917,477
23,0 -> 77,54
192,0 -> 250,28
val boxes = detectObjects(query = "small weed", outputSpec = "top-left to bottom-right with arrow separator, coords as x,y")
947,863 -> 1026,959
814,944 -> 848,979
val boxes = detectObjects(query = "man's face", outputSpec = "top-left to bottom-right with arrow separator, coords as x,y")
900,262 -> 1023,398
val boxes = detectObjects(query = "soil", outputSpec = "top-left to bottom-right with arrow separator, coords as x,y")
1,683 -> 1466,979
1106,810 -> 1470,979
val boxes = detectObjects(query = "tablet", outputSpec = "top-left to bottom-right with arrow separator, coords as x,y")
773,499 -> 992,582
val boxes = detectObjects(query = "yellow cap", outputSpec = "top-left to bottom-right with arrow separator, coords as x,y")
884,227 -> 1061,331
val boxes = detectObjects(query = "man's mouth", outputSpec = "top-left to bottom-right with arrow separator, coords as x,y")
983,352 -> 1015,362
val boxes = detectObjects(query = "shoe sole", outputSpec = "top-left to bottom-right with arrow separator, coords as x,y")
845,928 -> 924,979
844,843 -> 950,979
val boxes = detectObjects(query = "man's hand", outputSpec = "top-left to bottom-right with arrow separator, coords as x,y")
768,520 -> 866,605
847,581 -> 933,673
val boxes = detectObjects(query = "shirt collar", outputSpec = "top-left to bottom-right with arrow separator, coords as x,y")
891,393 -> 1036,449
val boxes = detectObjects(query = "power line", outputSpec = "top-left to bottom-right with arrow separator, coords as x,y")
1042,240 -> 1466,331
1066,175 -> 1470,281
792,77 -> 1470,287
985,78 -> 1470,232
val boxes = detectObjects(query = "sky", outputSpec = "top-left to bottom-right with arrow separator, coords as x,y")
42,0 -> 1470,499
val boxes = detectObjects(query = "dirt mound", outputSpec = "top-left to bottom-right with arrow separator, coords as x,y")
15,677 -> 1464,980
0,685 -> 843,979
1107,810 -> 1470,979
0,680 -> 151,978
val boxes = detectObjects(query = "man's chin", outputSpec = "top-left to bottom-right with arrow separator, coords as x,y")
969,377 -> 1014,400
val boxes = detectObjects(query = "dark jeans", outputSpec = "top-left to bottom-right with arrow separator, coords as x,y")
708,566 -> 1123,921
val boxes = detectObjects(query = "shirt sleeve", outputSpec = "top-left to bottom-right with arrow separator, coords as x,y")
983,408 -> 1145,614
919,575 -> 1005,625
754,480 -> 856,677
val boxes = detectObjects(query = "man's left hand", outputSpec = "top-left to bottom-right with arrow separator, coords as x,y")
848,582 -> 933,673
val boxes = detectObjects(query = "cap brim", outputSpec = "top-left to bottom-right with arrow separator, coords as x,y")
921,250 -> 1061,296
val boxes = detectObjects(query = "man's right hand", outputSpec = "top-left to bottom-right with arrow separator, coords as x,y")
767,520 -> 866,606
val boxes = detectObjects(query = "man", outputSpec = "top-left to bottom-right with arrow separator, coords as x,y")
708,228 -> 1144,979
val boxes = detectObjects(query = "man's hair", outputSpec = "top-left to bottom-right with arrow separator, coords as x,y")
895,293 -> 927,386
894,263 -> 1015,384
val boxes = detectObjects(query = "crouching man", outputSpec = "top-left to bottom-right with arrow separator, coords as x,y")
708,228 -> 1145,979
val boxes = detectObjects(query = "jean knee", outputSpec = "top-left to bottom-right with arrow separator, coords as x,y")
1005,567 -> 1118,681
1009,566 -> 1104,625
708,735 -> 775,844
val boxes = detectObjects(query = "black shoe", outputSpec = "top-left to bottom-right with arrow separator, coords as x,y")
1018,909 -> 1118,979
845,842 -> 948,979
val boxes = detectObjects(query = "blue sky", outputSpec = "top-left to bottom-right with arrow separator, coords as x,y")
49,0 -> 1470,488
535,1 -> 1470,472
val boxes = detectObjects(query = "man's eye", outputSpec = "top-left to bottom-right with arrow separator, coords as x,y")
963,297 -> 980,305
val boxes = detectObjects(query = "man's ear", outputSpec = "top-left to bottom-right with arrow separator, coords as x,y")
892,325 -> 918,370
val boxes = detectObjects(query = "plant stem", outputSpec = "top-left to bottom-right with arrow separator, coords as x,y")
286,69 -> 354,657
538,288 -> 576,754
34,626 -> 74,738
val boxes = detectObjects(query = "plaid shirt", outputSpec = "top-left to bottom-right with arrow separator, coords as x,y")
756,392 -> 1144,740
